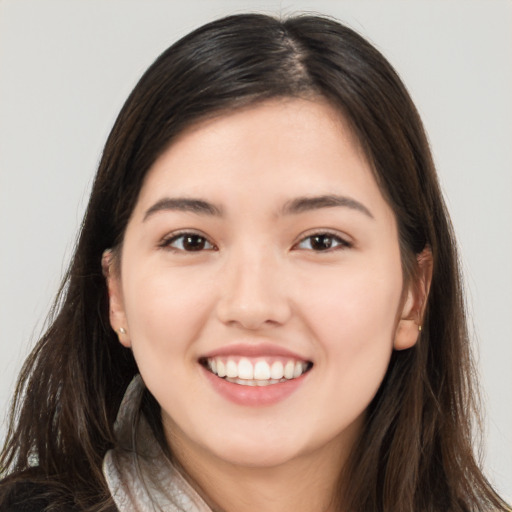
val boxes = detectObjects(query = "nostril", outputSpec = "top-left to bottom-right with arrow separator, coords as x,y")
215,302 -> 292,330
214,266 -> 292,329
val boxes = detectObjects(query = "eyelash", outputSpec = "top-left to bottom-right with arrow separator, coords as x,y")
159,230 -> 351,253
293,231 -> 352,252
159,231 -> 217,252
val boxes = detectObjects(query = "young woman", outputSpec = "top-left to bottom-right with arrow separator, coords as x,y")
1,13 -> 509,512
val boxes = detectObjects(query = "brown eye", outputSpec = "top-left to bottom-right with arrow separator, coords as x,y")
296,233 -> 351,251
163,233 -> 215,252
311,235 -> 335,250
182,234 -> 208,251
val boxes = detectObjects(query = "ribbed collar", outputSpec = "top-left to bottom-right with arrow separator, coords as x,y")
103,375 -> 212,512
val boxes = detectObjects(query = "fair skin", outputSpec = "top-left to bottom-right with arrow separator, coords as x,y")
105,98 -> 430,512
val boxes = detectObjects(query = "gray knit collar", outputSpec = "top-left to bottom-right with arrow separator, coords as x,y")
103,375 -> 212,512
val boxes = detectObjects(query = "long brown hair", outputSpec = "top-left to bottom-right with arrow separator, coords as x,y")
1,13 -> 509,512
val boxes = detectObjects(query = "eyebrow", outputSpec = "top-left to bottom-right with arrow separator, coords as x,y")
281,194 -> 374,219
143,197 -> 223,221
143,194 -> 374,222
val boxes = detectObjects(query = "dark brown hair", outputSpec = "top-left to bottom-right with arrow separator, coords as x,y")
1,13 -> 509,512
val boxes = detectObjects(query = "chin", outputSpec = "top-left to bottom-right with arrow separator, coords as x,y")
204,422 -> 332,469
211,441 -> 304,469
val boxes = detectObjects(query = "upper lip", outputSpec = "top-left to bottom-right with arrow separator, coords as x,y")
201,342 -> 311,361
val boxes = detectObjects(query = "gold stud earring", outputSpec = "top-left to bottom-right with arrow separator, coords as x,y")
418,325 -> 422,332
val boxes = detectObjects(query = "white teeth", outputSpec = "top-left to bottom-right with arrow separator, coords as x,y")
284,360 -> 295,380
228,378 -> 282,387
254,361 -> 271,380
226,359 -> 238,378
205,356 -> 310,385
238,358 -> 254,380
216,360 -> 226,378
270,361 -> 284,380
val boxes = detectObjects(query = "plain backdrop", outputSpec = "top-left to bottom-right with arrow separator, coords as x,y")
0,0 -> 511,500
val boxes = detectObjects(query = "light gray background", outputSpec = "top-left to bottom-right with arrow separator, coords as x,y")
1,0 -> 511,500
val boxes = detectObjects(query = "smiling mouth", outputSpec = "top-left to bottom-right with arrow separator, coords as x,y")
199,356 -> 313,387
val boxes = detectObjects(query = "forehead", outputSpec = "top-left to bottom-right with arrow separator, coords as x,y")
131,97 -> 388,221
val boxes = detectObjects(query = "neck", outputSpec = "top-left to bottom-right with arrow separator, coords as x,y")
167,432 -> 353,512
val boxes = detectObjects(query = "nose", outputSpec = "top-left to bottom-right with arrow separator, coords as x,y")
215,245 -> 292,330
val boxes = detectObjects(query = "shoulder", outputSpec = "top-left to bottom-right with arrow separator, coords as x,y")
0,481 -> 51,512
0,479 -> 84,511
0,478 -> 117,512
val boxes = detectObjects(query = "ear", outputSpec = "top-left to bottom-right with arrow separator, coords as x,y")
102,249 -> 131,348
394,248 -> 433,351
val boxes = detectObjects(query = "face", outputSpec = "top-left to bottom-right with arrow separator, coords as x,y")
106,98 -> 423,472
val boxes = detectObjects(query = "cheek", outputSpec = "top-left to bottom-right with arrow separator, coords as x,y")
303,258 -> 403,390
121,265 -> 214,372
304,258 -> 403,340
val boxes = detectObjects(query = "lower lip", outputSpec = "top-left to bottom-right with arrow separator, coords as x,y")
201,365 -> 309,406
